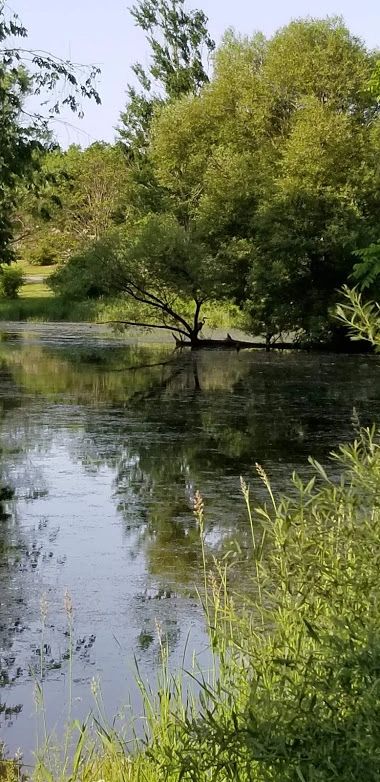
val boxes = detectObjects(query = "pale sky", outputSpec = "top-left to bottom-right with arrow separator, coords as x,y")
8,0 -> 380,147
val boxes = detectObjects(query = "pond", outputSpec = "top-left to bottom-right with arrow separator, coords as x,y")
1,322 -> 380,760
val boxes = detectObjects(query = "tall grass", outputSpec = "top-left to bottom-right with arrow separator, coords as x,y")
179,428 -> 380,781
1,424 -> 374,781
0,296 -> 98,322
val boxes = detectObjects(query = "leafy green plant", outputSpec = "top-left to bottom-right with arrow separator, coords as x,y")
336,285 -> 380,350
351,243 -> 380,292
177,428 -> 380,781
28,241 -> 60,267
0,265 -> 24,298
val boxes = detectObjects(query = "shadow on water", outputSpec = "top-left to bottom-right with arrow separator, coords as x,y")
1,324 -> 380,757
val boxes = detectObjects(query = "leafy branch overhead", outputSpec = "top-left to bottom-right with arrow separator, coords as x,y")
0,3 -> 101,119
0,0 -> 101,263
336,287 -> 380,351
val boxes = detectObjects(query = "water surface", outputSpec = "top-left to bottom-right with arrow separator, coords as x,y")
1,323 -> 380,758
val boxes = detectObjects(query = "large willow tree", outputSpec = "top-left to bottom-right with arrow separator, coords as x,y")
150,17 -> 380,340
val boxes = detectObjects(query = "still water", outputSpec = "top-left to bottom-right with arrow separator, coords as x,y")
1,323 -> 380,759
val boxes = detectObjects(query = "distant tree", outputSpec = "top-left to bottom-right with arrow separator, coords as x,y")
120,0 -> 215,155
48,0 -> 230,344
51,16 -> 380,346
17,143 -> 129,265
50,212 -> 244,345
118,0 -> 215,217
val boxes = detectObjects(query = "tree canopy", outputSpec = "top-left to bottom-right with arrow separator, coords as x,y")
147,17 -> 380,339
17,143 -> 129,265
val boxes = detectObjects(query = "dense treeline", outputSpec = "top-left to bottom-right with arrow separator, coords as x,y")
3,1 -> 380,344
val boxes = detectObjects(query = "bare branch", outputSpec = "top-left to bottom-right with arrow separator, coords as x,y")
8,231 -> 31,245
98,319 -> 190,338
111,273 -> 194,335
0,47 -> 101,71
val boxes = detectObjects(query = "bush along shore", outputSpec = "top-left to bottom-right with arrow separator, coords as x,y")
2,423 -> 380,781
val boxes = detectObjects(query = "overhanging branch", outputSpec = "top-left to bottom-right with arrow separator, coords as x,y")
99,319 -> 190,338
110,271 -> 195,335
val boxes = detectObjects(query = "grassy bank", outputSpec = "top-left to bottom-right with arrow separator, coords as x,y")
0,293 -> 245,331
0,262 -> 246,331
3,425 -> 380,781
0,294 -> 100,322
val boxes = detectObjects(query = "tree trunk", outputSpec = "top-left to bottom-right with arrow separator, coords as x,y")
189,330 -> 202,348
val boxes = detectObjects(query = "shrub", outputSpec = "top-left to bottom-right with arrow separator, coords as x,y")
28,240 -> 60,266
48,234 -> 117,300
0,265 -> 24,298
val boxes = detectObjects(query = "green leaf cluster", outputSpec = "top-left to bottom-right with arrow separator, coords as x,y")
0,0 -> 100,263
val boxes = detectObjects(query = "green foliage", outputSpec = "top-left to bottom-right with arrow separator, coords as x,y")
175,427 -> 380,781
367,59 -> 380,100
336,286 -> 380,350
28,240 -> 60,266
0,757 -> 21,782
0,265 -> 24,298
119,0 -> 215,154
7,10 -> 380,342
150,16 -> 379,338
131,0 -> 215,99
50,212 -> 246,341
0,1 -> 100,264
352,243 -> 380,292
118,0 -> 215,223
17,143 -> 129,265
49,232 -> 118,300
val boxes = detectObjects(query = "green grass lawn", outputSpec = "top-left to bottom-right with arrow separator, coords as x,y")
21,281 -> 52,298
15,261 -> 56,299
16,261 -> 57,279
